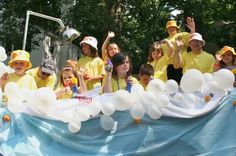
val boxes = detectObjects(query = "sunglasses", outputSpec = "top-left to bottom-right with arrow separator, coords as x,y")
41,71 -> 50,76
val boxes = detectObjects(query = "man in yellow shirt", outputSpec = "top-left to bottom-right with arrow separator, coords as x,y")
173,33 -> 215,74
27,58 -> 56,89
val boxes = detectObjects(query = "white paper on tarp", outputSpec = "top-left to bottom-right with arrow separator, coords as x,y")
162,95 -> 224,118
20,91 -> 227,122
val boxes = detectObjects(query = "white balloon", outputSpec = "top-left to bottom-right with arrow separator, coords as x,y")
147,79 -> 166,94
68,121 -> 81,133
157,93 -> 170,108
141,91 -> 157,110
32,87 -> 57,113
0,46 -> 7,61
165,79 -> 179,94
7,97 -> 24,113
99,94 -> 115,116
203,73 -> 214,82
4,82 -> 21,99
180,69 -> 204,92
100,115 -> 114,131
183,93 -> 197,109
147,105 -> 162,120
112,90 -> 132,111
87,100 -> 101,117
213,69 -> 235,89
204,80 -> 218,93
173,92 -> 185,107
74,107 -> 90,122
35,87 -> 57,104
130,103 -> 145,119
131,84 -> 144,96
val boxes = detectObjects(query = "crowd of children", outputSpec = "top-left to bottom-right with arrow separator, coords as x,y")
0,16 -> 236,100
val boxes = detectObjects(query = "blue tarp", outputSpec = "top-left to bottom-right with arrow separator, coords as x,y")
0,90 -> 236,156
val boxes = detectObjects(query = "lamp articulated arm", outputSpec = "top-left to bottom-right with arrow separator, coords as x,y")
22,11 -> 65,50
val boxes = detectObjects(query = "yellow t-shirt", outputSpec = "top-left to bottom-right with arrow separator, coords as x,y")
55,85 -> 72,99
5,73 -> 37,90
162,32 -> 190,64
148,56 -> 169,82
27,67 -> 56,89
77,56 -> 105,90
182,51 -> 215,73
55,83 -> 81,99
104,76 -> 138,92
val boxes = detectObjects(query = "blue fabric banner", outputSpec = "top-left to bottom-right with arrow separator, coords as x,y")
0,90 -> 236,156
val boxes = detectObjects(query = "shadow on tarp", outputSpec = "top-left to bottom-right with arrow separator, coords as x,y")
0,89 -> 236,155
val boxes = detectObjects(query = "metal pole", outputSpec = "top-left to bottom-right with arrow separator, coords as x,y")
22,11 -> 30,50
22,11 -> 66,50
28,11 -> 65,29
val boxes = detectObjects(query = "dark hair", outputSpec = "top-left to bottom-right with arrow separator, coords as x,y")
147,42 -> 163,62
139,63 -> 154,76
111,52 -> 133,80
82,43 -> 98,58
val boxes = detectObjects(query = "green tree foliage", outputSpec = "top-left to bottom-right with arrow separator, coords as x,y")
66,0 -> 171,73
0,0 -> 62,54
0,0 -> 236,73
167,0 -> 236,51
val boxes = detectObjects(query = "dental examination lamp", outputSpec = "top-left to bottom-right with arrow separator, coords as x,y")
22,11 -> 80,50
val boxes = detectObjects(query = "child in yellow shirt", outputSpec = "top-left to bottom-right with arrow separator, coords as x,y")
147,41 -> 172,82
55,66 -> 87,99
101,31 -> 120,62
103,53 -> 138,93
77,36 -> 105,90
0,50 -> 37,91
214,46 -> 236,87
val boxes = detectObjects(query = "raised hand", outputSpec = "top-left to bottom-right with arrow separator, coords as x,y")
107,31 -> 115,38
215,52 -> 222,63
186,17 -> 195,33
175,36 -> 184,49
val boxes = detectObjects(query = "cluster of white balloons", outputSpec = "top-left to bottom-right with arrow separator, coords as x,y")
181,69 -> 234,94
5,83 -> 57,114
3,68 -> 234,133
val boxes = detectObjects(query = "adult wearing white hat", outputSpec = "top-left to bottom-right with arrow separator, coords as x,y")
173,32 -> 215,74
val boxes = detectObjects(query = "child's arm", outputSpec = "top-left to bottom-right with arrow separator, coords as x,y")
186,17 -> 195,34
101,31 -> 115,60
103,63 -> 113,93
214,52 -> 222,71
77,66 -> 87,93
0,73 -> 9,91
173,36 -> 184,69
162,39 -> 174,58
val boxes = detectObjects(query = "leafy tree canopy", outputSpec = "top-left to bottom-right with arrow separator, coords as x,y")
1,0 -> 236,73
